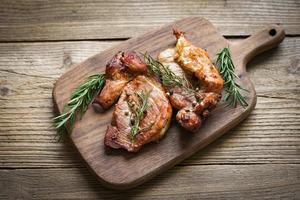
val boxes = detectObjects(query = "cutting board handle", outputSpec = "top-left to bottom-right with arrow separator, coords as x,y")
232,24 -> 285,68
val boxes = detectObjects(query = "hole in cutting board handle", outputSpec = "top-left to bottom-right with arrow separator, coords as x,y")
269,29 -> 277,36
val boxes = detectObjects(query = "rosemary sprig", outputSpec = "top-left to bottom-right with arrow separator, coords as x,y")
216,47 -> 248,108
127,90 -> 153,140
143,53 -> 195,93
53,73 -> 106,140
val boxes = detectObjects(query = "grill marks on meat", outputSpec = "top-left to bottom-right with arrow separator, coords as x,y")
105,76 -> 172,152
93,51 -> 148,110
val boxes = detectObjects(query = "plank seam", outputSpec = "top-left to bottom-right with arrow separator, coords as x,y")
0,35 -> 298,43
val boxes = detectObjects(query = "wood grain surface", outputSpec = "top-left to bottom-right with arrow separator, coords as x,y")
52,17 -> 285,189
0,38 -> 299,170
1,165 -> 299,199
0,0 -> 299,41
0,0 -> 299,198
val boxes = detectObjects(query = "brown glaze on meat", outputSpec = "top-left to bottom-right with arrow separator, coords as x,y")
158,48 -> 202,132
173,30 -> 224,124
173,29 -> 224,94
93,51 -> 148,110
158,37 -> 223,132
172,30 -> 223,132
121,52 -> 148,73
104,75 -> 172,152
176,109 -> 202,132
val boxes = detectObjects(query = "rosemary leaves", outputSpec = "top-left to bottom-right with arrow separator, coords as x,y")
127,90 -> 153,140
53,73 -> 106,140
143,53 -> 195,93
216,47 -> 248,108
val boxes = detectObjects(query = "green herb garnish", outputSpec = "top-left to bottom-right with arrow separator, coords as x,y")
216,47 -> 248,108
127,90 -> 154,140
143,53 -> 195,93
53,73 -> 106,140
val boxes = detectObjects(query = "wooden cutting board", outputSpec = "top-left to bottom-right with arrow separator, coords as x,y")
53,17 -> 285,190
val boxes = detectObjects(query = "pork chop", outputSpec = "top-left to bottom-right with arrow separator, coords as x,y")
104,75 -> 172,152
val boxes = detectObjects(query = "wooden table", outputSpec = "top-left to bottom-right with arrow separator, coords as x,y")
0,1 -> 299,199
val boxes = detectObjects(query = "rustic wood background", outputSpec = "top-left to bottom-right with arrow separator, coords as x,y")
0,0 -> 299,199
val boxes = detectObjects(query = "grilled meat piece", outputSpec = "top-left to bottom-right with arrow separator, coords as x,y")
173,30 -> 224,131
173,30 -> 224,118
158,48 -> 202,132
105,75 -> 172,152
158,30 -> 224,133
174,29 -> 224,94
93,51 -> 148,110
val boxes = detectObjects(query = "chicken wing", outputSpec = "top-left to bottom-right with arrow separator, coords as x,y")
174,29 -> 224,94
93,51 -> 148,110
158,48 -> 202,132
157,30 -> 224,132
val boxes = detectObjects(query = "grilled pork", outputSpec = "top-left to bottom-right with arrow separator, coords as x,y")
105,75 -> 172,152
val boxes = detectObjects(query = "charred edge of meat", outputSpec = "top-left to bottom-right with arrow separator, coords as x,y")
121,52 -> 148,74
173,28 -> 185,39
176,109 -> 202,132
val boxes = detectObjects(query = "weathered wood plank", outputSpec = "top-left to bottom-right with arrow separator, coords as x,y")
0,0 -> 299,41
0,165 -> 299,199
0,38 -> 299,168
